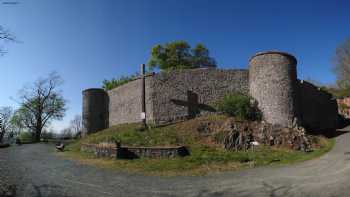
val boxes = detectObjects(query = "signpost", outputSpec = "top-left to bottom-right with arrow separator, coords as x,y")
140,64 -> 147,129
0,116 -> 3,143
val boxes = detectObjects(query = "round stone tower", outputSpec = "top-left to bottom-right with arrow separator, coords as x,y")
82,88 -> 109,136
249,51 -> 298,128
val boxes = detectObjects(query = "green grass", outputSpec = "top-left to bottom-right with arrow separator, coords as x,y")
62,116 -> 335,176
72,124 -> 181,146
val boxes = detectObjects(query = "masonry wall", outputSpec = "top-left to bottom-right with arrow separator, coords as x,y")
107,78 -> 153,126
107,68 -> 249,126
249,52 -> 298,128
84,51 -> 340,135
82,88 -> 109,136
150,68 -> 249,124
297,80 -> 338,132
80,143 -> 189,159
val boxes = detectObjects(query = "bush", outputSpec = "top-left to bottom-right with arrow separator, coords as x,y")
102,74 -> 138,91
338,102 -> 349,111
322,86 -> 350,98
18,132 -> 33,142
217,93 -> 261,120
41,131 -> 54,140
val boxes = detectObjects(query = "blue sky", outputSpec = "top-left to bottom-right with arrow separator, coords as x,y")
0,0 -> 349,131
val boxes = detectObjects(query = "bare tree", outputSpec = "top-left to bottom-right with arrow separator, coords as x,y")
0,25 -> 15,55
69,114 -> 82,138
0,107 -> 13,143
334,38 -> 350,88
14,72 -> 66,142
61,127 -> 73,139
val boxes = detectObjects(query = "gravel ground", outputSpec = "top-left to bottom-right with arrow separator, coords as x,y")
1,126 -> 350,197
0,146 -> 17,197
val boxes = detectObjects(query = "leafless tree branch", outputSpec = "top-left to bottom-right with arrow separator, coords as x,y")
14,72 -> 66,142
0,25 -> 16,55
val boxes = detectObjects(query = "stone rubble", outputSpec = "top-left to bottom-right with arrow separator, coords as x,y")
197,118 -> 312,152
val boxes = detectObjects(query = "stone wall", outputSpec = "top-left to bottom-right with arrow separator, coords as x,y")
80,143 -> 189,159
297,80 -> 338,132
107,77 -> 153,125
82,88 -> 109,136
150,68 -> 249,124
249,51 -> 298,128
83,51 -> 341,135
107,68 -> 249,126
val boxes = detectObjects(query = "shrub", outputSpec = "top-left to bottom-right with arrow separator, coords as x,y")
338,102 -> 349,111
102,74 -> 138,91
321,86 -> 350,98
217,93 -> 261,120
18,132 -> 33,142
41,131 -> 54,140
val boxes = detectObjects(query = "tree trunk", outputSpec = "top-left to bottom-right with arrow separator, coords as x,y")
35,127 -> 41,142
35,132 -> 40,142
0,131 -> 4,143
35,113 -> 42,142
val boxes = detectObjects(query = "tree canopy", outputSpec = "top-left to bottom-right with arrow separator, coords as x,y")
14,72 -> 66,142
102,74 -> 137,91
148,41 -> 216,71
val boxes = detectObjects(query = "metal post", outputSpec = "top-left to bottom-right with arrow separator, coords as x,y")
141,64 -> 146,129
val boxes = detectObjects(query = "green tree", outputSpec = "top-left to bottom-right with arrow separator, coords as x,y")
148,41 -> 216,71
14,72 -> 66,142
102,74 -> 137,91
10,110 -> 25,138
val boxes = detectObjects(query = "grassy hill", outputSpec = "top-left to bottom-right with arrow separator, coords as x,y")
63,115 -> 334,176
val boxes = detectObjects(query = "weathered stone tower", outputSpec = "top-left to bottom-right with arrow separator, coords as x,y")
249,51 -> 298,128
82,88 -> 109,136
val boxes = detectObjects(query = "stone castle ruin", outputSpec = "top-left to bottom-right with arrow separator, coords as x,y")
82,51 -> 338,136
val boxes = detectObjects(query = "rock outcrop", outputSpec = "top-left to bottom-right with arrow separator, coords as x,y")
197,118 -> 312,152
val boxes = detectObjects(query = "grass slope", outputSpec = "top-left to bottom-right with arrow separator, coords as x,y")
63,116 -> 335,176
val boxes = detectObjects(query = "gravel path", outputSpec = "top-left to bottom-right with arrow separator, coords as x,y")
1,126 -> 350,197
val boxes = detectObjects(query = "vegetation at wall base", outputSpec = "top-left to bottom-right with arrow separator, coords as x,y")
216,92 -> 261,120
62,115 -> 334,176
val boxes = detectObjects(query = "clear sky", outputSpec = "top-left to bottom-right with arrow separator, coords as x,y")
0,0 -> 349,131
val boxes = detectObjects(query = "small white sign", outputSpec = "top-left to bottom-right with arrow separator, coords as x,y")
250,141 -> 260,146
140,112 -> 146,120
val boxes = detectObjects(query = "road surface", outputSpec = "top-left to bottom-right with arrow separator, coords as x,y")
1,127 -> 350,197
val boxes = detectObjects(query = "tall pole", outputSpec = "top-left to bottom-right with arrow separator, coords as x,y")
141,63 -> 146,129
